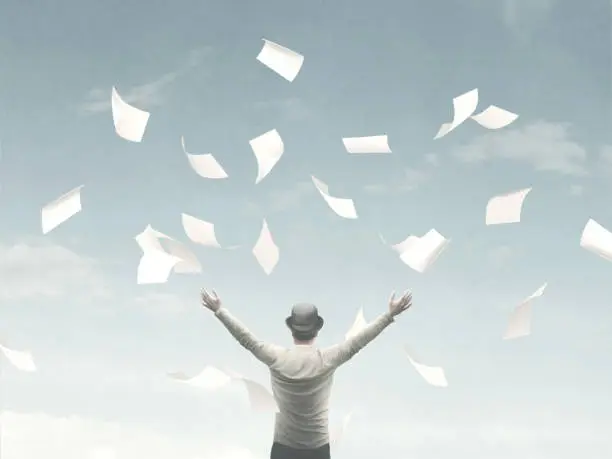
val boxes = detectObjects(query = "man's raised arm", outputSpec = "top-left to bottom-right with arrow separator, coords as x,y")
323,290 -> 413,369
201,289 -> 282,367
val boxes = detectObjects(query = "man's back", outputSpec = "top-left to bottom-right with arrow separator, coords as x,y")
269,346 -> 336,449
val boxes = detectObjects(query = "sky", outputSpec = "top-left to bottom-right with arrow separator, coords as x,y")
1,0 -> 612,457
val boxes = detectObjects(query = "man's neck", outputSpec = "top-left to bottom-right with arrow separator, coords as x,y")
294,339 -> 315,346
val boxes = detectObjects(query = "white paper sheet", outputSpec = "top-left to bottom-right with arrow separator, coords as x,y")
503,283 -> 547,340
434,88 -> 479,139
241,378 -> 279,412
161,239 -> 202,274
111,86 -> 150,142
399,229 -> 449,273
471,105 -> 518,129
249,129 -> 284,184
41,185 -> 83,234
137,250 -> 181,284
342,135 -> 391,154
389,234 -> 420,254
330,412 -> 354,446
486,188 -> 531,225
311,176 -> 357,219
580,219 -> 612,262
181,136 -> 228,179
256,39 -> 304,82
0,343 -> 36,372
182,213 -> 222,248
168,366 -> 232,390
252,219 -> 279,275
135,225 -> 201,275
345,308 -> 368,340
404,348 -> 447,387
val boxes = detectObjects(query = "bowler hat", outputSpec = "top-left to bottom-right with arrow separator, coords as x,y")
285,303 -> 324,333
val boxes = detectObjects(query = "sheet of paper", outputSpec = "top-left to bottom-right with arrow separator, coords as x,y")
168,366 -> 232,390
252,219 -> 279,275
249,129 -> 284,184
330,412 -> 354,446
137,250 -> 181,284
111,86 -> 150,142
399,229 -> 449,273
0,343 -> 36,372
41,185 -> 83,234
181,136 -> 227,179
404,348 -> 447,387
182,213 -> 222,248
345,308 -> 368,340
135,225 -> 201,274
390,234 -> 420,254
471,105 -> 518,129
342,135 -> 391,154
486,188 -> 531,225
256,39 -> 304,82
311,176 -> 358,219
503,283 -> 547,340
240,378 -> 279,412
433,88 -> 479,139
580,219 -> 612,262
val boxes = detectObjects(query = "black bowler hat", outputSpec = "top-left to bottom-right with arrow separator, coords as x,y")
285,303 -> 324,334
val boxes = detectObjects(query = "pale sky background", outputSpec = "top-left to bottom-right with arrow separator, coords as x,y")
1,0 -> 612,458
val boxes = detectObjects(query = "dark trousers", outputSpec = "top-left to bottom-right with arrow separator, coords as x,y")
270,442 -> 330,459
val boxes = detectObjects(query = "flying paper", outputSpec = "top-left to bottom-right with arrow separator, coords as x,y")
0,343 -> 36,372
342,135 -> 391,154
311,176 -> 357,219
330,412 -> 354,446
503,283 -> 547,340
471,105 -> 518,129
404,348 -> 447,387
135,225 -> 202,275
111,86 -> 150,142
256,39 -> 304,82
241,378 -> 279,412
399,229 -> 449,273
486,188 -> 532,225
580,219 -> 612,262
168,366 -> 232,390
137,250 -> 181,284
434,88 -> 479,139
41,185 -> 83,234
249,129 -> 284,184
181,136 -> 228,179
345,308 -> 368,340
182,213 -> 222,248
382,234 -> 420,254
252,219 -> 279,275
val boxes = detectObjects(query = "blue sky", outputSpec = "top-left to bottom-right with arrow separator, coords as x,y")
1,0 -> 612,457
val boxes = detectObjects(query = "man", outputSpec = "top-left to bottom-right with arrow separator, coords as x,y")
200,288 -> 413,459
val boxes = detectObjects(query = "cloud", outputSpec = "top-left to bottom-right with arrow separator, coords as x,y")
363,167 -> 430,195
0,242 -> 108,300
79,47 -> 212,114
244,180 -> 315,216
451,121 -> 588,176
487,245 -> 519,268
253,97 -> 313,120
2,411 -> 263,459
132,291 -> 188,316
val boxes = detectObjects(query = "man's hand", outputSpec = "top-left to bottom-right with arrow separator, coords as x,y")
201,288 -> 221,312
388,290 -> 412,317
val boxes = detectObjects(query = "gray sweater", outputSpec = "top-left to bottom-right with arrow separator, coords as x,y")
214,308 -> 394,449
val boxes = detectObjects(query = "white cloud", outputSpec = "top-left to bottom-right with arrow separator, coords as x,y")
244,180 -> 315,216
452,121 -> 588,176
363,167 -> 430,195
253,97 -> 313,120
79,47 -> 212,114
132,291 -> 188,316
0,242 -> 108,300
2,411 -> 263,459
487,245 -> 519,268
